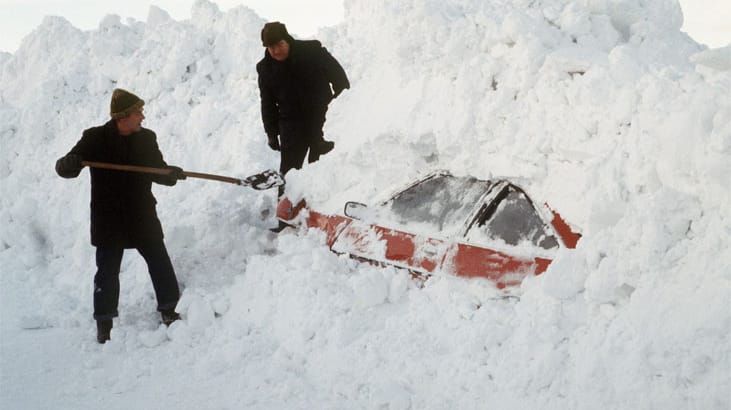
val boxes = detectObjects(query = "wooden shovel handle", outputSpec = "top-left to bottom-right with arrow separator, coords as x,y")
81,161 -> 243,185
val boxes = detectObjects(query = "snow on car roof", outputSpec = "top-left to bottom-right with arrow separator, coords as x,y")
377,172 -> 494,237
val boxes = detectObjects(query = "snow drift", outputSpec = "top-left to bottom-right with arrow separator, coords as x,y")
1,0 -> 729,408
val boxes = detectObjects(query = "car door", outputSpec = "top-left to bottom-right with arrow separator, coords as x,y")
331,221 -> 446,275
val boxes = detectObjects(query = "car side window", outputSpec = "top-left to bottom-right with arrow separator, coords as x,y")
470,186 -> 559,250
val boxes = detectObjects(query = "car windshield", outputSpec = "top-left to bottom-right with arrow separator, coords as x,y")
380,174 -> 491,235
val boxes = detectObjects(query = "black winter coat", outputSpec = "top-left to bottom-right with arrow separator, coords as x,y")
256,39 -> 350,147
56,120 -> 176,248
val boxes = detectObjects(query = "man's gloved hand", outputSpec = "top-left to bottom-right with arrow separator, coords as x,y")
167,165 -> 186,180
157,165 -> 185,186
60,154 -> 83,171
267,135 -> 280,151
55,154 -> 83,177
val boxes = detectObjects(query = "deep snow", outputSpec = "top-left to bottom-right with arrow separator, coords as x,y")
1,0 -> 729,409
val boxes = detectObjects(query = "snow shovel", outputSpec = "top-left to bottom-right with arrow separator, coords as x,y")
81,161 -> 284,190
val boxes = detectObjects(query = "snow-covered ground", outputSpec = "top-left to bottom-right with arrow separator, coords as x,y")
1,0 -> 729,408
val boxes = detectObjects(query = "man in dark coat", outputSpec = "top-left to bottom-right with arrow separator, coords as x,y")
55,88 -> 186,343
256,21 -> 350,175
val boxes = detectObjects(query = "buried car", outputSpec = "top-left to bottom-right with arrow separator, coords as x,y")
277,171 -> 581,288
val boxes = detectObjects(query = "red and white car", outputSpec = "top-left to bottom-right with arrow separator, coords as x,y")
277,171 -> 580,288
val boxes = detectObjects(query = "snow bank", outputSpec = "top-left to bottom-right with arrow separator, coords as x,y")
1,0 -> 729,408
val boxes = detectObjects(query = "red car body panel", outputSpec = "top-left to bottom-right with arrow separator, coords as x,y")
549,208 -> 581,249
446,243 -> 553,288
276,177 -> 580,288
335,222 -> 445,274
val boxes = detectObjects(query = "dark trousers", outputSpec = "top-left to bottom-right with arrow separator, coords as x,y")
280,140 -> 311,175
279,106 -> 329,176
93,241 -> 180,320
278,117 -> 325,197
277,142 -> 309,199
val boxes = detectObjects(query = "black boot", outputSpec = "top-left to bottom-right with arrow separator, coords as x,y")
161,309 -> 180,326
318,139 -> 335,156
96,319 -> 112,344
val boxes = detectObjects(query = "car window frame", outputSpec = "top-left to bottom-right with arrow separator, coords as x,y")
457,180 -> 504,237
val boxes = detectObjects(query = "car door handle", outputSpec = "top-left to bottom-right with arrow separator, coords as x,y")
423,244 -> 438,255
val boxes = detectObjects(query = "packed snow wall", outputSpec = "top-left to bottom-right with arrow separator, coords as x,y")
1,0 -> 729,408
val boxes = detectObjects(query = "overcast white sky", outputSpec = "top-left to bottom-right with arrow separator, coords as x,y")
0,0 -> 344,53
0,0 -> 729,53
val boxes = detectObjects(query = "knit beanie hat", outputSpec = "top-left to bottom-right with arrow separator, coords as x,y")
261,22 -> 291,47
110,88 -> 144,119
